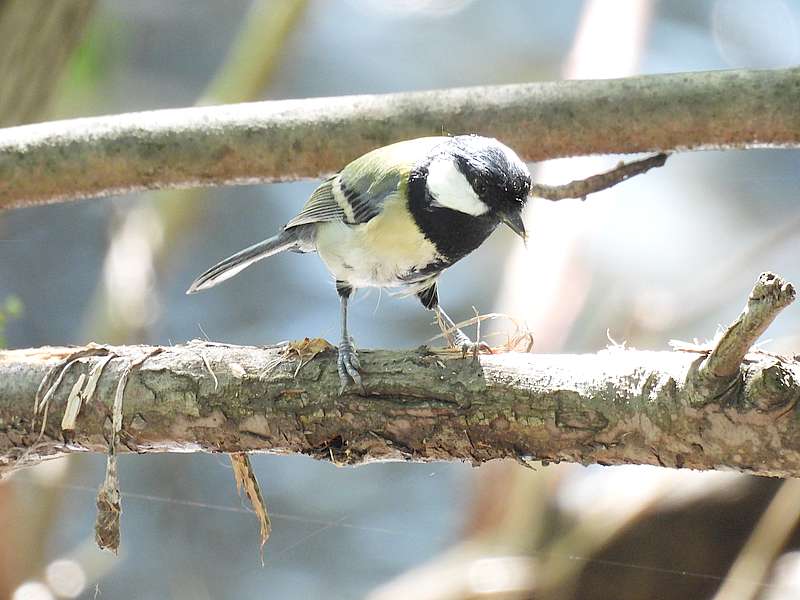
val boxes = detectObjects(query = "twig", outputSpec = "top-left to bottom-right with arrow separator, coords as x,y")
428,311 -> 535,353
688,273 -> 796,407
530,153 -> 668,201
428,312 -> 515,344
700,273 -> 795,379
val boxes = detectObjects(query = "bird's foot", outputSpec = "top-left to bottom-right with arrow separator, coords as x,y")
337,341 -> 363,394
452,332 -> 492,360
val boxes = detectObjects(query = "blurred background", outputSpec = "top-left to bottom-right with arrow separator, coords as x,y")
1,0 -> 800,598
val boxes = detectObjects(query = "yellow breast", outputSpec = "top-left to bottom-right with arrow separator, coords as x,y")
314,193 -> 440,287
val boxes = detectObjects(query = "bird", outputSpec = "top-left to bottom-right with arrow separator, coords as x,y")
187,135 -> 531,391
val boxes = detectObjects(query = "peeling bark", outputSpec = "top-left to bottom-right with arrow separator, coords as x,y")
2,340 -> 799,477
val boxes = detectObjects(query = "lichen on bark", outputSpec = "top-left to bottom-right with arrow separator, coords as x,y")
1,333 -> 799,477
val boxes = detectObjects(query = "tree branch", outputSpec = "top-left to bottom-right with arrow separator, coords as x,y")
1,67 -> 799,209
1,273 -> 797,477
690,272 -> 797,408
703,272 -> 796,380
531,153 -> 668,201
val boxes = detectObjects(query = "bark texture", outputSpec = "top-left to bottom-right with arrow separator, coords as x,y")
1,67 -> 799,208
2,338 -> 799,477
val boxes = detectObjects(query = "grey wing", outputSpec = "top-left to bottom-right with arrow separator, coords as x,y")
284,175 -> 344,229
338,171 -> 400,224
285,156 -> 407,231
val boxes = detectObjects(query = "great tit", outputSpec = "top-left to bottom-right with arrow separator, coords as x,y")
187,135 -> 531,390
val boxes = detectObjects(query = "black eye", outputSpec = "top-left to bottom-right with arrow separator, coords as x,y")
474,180 -> 487,195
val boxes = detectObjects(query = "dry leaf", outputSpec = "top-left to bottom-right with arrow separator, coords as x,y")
230,452 -> 271,564
283,337 -> 336,376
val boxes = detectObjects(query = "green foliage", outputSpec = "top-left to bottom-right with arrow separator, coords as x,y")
0,295 -> 23,347
66,16 -> 125,87
53,14 -> 129,118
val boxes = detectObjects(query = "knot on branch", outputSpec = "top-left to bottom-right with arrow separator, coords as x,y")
744,361 -> 800,412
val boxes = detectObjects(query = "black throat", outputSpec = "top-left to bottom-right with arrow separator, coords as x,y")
407,163 -> 499,267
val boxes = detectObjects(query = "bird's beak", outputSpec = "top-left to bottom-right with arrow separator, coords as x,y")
501,211 -> 527,243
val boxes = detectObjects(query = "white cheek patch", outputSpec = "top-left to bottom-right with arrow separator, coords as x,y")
426,158 -> 489,216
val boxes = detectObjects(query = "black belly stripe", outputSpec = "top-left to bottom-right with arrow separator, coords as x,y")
407,164 -> 499,264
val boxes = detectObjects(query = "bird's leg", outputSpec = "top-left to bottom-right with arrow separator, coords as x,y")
417,283 -> 490,358
336,281 -> 363,393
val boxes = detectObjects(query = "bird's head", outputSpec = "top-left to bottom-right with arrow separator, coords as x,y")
425,135 -> 530,240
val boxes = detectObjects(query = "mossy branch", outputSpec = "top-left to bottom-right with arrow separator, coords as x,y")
1,67 -> 799,209
1,273 -> 797,477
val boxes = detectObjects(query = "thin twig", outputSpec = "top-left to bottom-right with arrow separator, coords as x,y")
530,153 -> 668,201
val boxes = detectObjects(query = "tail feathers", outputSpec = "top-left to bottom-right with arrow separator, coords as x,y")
186,232 -> 297,294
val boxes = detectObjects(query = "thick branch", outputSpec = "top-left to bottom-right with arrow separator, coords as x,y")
2,67 -> 799,209
2,339 -> 800,477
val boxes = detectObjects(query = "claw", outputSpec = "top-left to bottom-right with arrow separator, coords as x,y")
337,342 -> 364,394
460,340 -> 493,361
452,332 -> 492,360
